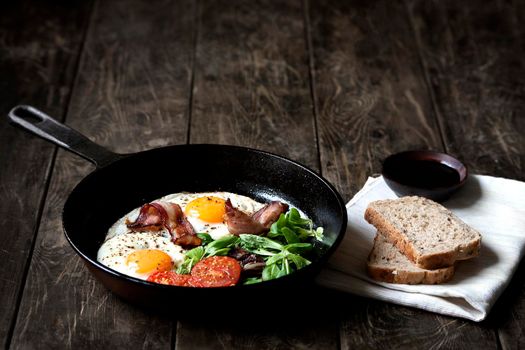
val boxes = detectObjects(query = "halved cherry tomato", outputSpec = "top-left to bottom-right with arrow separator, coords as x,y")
147,271 -> 191,286
188,256 -> 241,287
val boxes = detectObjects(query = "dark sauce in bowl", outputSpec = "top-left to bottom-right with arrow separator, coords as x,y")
382,150 -> 468,202
385,160 -> 460,189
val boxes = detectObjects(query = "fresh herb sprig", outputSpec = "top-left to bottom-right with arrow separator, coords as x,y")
268,208 -> 324,244
238,234 -> 313,283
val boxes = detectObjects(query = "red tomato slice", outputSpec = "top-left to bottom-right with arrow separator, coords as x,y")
189,256 -> 242,287
147,271 -> 191,286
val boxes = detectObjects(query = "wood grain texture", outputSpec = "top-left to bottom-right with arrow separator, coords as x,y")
407,0 -> 525,180
0,1 -> 91,348
338,298 -> 497,350
308,0 -> 443,200
9,0 -> 195,348
176,0 -> 337,349
4,0 -> 524,348
190,0 -> 318,169
307,0 -> 498,348
408,0 -> 525,348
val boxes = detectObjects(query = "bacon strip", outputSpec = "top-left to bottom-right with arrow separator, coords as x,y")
224,199 -> 266,235
127,201 -> 202,248
126,203 -> 165,232
252,201 -> 289,228
164,203 -> 202,247
224,199 -> 289,235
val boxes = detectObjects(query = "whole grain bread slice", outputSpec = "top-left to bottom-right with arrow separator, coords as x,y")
367,233 -> 455,284
365,196 -> 481,269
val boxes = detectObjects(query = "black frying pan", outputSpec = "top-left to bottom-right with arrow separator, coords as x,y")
8,105 -> 347,309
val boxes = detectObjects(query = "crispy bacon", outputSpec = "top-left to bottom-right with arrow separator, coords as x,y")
126,203 -> 165,232
126,201 -> 202,248
224,199 -> 266,235
252,201 -> 289,228
163,202 -> 202,247
224,199 -> 288,235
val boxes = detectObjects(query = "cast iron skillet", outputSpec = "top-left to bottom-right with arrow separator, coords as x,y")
8,105 -> 347,309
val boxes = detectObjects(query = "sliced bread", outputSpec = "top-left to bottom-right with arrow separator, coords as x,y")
365,196 -> 481,269
367,233 -> 455,284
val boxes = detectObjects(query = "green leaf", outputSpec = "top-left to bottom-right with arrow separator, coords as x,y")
284,242 -> 312,254
176,246 -> 205,274
239,234 -> 283,252
205,235 -> 239,250
205,247 -> 230,256
196,232 -> 213,244
274,213 -> 287,229
267,224 -> 281,238
262,263 -> 282,281
267,207 -> 324,244
265,251 -> 287,266
281,227 -> 300,244
288,253 -> 311,269
243,277 -> 263,285
186,246 -> 205,260
288,208 -> 309,225
204,235 -> 239,256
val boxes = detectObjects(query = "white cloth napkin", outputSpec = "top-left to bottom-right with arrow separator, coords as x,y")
316,175 -> 525,321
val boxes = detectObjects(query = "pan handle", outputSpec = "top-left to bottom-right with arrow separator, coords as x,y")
7,105 -> 123,168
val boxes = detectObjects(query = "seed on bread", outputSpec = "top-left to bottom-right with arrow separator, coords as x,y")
365,196 -> 481,269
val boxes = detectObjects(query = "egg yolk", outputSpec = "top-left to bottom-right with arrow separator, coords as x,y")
185,196 -> 226,223
126,249 -> 173,274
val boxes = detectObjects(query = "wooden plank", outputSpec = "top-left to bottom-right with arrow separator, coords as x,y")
189,0 -> 319,168
176,0 -> 338,349
9,0 -> 195,348
338,298 -> 497,349
307,0 -> 498,348
407,0 -> 525,348
308,0 -> 444,198
0,1 -> 92,348
407,0 -> 525,180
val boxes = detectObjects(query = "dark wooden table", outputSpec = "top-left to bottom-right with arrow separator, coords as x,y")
1,0 -> 524,349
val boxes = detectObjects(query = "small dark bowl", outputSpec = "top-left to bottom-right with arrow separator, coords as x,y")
382,150 -> 468,202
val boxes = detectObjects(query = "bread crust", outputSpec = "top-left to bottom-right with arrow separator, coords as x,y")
366,263 -> 455,284
364,200 -> 481,269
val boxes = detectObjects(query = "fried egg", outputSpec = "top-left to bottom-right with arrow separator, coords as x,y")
97,231 -> 185,279
97,192 -> 265,281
